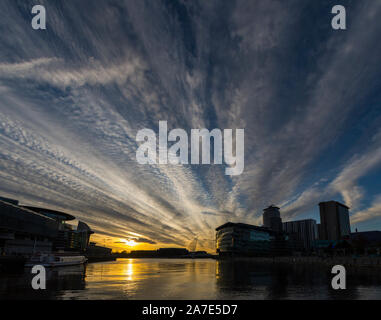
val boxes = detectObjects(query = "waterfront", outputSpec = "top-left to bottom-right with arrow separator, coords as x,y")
1,258 -> 381,300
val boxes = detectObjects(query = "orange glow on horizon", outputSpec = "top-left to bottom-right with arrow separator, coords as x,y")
89,234 -> 154,252
90,234 -> 214,253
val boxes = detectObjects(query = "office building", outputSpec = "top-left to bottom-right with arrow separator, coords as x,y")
263,205 -> 283,233
0,198 -> 94,256
282,219 -> 318,249
0,197 -> 19,206
216,222 -> 276,256
317,223 -> 322,240
319,201 -> 351,241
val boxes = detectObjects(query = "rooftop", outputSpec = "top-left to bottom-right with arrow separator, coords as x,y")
216,222 -> 272,232
21,206 -> 76,221
318,200 -> 349,209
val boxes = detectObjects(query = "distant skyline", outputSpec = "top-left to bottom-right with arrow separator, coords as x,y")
1,1 -> 381,252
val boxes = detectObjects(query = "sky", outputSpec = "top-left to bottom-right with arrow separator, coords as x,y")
0,0 -> 381,252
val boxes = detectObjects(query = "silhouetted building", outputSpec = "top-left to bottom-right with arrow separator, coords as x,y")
319,201 -> 351,241
317,223 -> 322,240
263,205 -> 282,233
282,219 -> 318,249
216,222 -> 272,256
157,248 -> 189,257
0,198 -> 94,256
129,250 -> 158,258
350,231 -> 381,244
189,251 -> 211,258
86,242 -> 114,261
0,197 -> 19,206
215,222 -> 296,256
0,200 -> 59,255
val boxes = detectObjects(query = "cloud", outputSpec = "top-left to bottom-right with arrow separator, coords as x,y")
351,196 -> 381,224
0,58 -> 58,74
282,129 -> 381,220
0,57 -> 146,88
330,134 -> 381,209
132,237 -> 157,245
115,237 -> 156,245
0,1 -> 381,251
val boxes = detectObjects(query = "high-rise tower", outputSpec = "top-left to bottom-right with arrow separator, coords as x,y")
319,201 -> 351,241
263,205 -> 282,233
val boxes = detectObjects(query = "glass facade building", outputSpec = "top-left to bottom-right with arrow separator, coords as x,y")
0,198 -> 94,256
216,222 -> 275,256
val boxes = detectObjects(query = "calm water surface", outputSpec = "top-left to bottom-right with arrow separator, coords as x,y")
1,258 -> 381,299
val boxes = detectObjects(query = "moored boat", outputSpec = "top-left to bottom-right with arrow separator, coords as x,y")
25,253 -> 87,267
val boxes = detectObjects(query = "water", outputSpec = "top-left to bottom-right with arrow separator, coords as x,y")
1,258 -> 381,300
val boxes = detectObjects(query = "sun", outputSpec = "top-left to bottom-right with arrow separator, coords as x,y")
124,239 -> 137,247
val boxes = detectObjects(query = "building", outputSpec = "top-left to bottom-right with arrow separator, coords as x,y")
0,200 -> 59,255
317,223 -> 322,240
0,197 -> 19,206
282,219 -> 318,250
157,248 -> 189,257
0,197 -> 94,256
216,222 -> 275,256
21,206 -> 93,252
129,250 -> 158,258
263,205 -> 282,233
86,242 -> 114,261
319,201 -> 351,241
350,231 -> 381,245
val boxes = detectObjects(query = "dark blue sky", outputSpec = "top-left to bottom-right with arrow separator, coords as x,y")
0,0 -> 381,250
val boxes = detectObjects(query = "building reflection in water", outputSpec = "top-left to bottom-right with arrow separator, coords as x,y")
0,264 -> 86,300
214,259 -> 381,299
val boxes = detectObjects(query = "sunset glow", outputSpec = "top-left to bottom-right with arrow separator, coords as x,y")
124,240 -> 137,247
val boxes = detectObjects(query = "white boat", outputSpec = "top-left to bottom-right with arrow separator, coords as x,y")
25,253 -> 87,267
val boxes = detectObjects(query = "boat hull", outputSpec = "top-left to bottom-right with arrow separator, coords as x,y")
25,260 -> 86,268
25,254 -> 87,268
